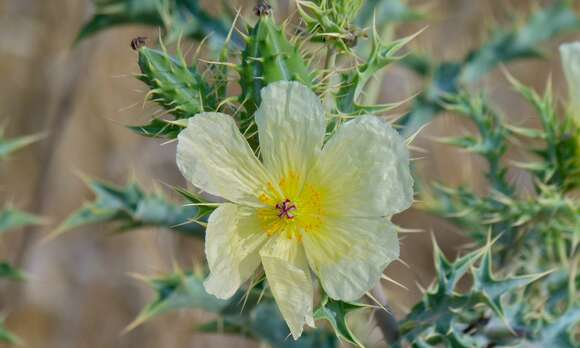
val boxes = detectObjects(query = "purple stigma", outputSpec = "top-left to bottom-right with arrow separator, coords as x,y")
276,199 -> 297,219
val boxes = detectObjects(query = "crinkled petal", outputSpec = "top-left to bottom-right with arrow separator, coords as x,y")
260,234 -> 314,339
303,218 -> 399,301
312,115 -> 413,217
204,204 -> 268,299
255,81 -> 326,182
177,112 -> 271,205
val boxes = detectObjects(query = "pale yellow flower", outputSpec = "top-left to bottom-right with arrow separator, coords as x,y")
176,81 -> 413,338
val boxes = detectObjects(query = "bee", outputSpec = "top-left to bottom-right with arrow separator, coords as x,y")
130,36 -> 147,51
254,0 -> 272,16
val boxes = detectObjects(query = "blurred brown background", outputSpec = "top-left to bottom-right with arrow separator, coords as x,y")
0,0 -> 577,347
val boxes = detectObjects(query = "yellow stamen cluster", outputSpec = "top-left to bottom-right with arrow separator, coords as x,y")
257,171 -> 325,241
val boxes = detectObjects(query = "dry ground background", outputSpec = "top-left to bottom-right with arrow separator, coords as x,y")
0,0 -> 577,347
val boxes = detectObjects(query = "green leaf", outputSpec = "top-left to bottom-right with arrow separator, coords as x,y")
130,271 -> 338,348
0,319 -> 23,346
398,1 -> 580,136
128,118 -> 184,139
314,297 -> 367,347
460,1 -> 580,83
127,271 -> 236,330
336,30 -> 417,114
0,208 -> 43,234
55,179 -> 207,238
397,240 -> 537,347
138,46 -> 215,119
76,0 -> 232,46
76,0 -> 162,42
356,0 -> 423,26
536,306 -> 580,348
239,14 -> 313,116
0,133 -> 43,159
249,302 -> 338,348
0,261 -> 25,281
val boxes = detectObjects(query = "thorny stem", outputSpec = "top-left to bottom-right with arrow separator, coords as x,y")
371,283 -> 400,344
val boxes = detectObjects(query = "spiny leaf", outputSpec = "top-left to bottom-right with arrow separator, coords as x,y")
356,0 -> 423,26
0,133 -> 43,159
132,45 -> 220,139
0,208 -> 43,234
460,1 -> 580,83
536,305 -> 580,348
0,261 -> 25,281
239,14 -> 312,116
314,297 -> 367,347
506,73 -> 580,191
249,302 -> 338,348
0,319 -> 23,346
76,0 -> 233,46
336,30 -> 418,115
131,271 -> 338,348
127,271 -> 238,330
397,241 -> 538,347
128,118 -> 184,139
297,0 -> 364,51
398,0 -> 580,136
54,179 -> 207,238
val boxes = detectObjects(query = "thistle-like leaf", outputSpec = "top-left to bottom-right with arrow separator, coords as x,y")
0,133 -> 42,159
239,13 -> 312,116
132,45 -> 219,138
54,179 -> 207,238
0,261 -> 25,281
0,208 -> 43,234
76,0 -> 232,46
396,239 -> 539,347
314,296 -> 368,347
398,0 -> 580,135
356,0 -> 423,26
0,318 -> 23,346
131,271 -> 338,348
336,30 -> 417,115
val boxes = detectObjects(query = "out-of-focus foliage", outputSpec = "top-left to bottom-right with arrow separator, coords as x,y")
423,84 -> 579,347
399,0 -> 580,136
67,0 -> 580,347
395,239 -> 546,347
356,0 -> 423,26
76,0 -> 236,46
0,319 -> 23,346
0,132 -> 42,159
0,208 -> 43,235
55,179 -> 207,238
131,270 -> 339,348
0,133 -> 43,346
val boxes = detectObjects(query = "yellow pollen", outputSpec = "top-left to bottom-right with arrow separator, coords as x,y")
257,173 -> 325,241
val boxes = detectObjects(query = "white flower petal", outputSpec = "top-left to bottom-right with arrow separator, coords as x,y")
560,42 -> 580,113
260,234 -> 314,339
312,115 -> 413,217
303,218 -> 399,301
204,204 -> 268,299
255,81 -> 326,181
177,112 -> 270,205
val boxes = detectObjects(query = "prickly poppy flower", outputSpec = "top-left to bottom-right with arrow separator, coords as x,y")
176,81 -> 413,338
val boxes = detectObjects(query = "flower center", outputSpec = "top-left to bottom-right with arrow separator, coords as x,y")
276,199 -> 297,219
257,172 -> 325,240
